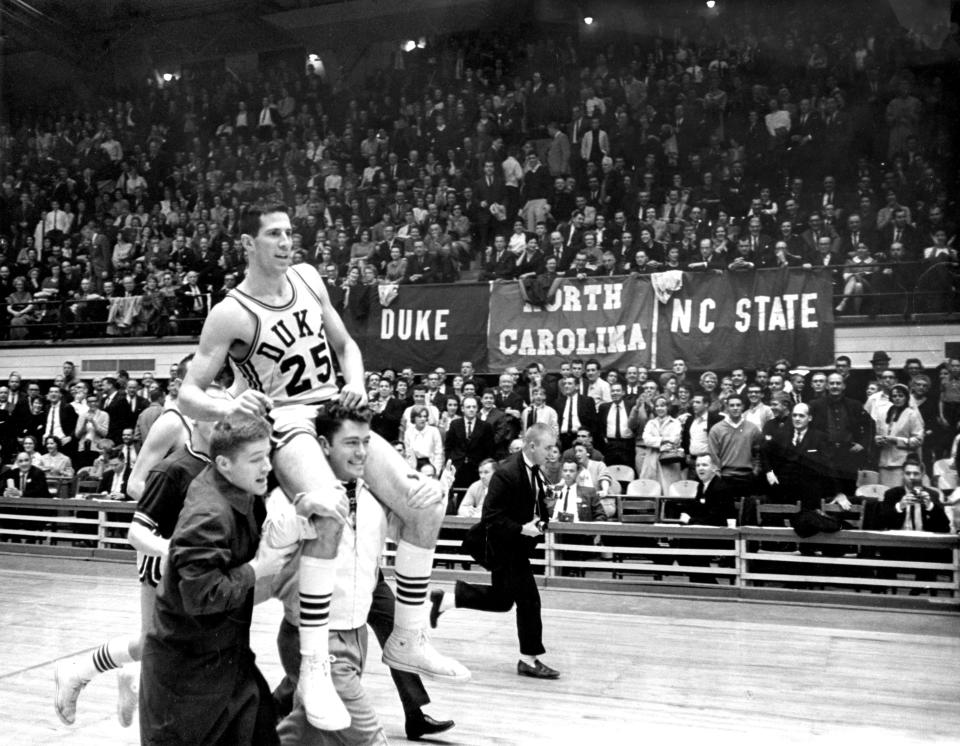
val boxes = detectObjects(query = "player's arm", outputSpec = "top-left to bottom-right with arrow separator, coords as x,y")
313,272 -> 367,407
128,521 -> 170,559
126,411 -> 188,501
179,300 -> 270,422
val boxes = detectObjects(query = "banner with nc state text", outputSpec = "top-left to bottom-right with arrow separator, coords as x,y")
654,268 -> 835,370
487,277 -> 656,370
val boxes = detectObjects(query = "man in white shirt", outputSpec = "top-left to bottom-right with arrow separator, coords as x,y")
584,359 -> 612,404
275,406 -> 458,743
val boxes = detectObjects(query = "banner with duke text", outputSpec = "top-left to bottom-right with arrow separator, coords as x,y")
487,277 -> 656,370
351,283 -> 491,371
654,268 -> 835,370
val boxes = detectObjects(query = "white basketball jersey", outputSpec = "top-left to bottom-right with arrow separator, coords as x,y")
228,264 -> 338,406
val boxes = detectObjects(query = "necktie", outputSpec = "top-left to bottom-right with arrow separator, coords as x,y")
46,408 -> 55,438
793,430 -> 801,446
614,404 -> 621,439
130,397 -> 136,413
530,407 -> 537,425
895,229 -> 901,243
20,472 -> 26,493
344,480 -> 358,521
566,397 -> 574,433
466,420 -> 472,439
563,486 -> 571,514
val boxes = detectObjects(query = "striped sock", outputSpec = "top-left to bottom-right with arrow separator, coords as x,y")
79,636 -> 135,680
393,540 -> 434,630
299,555 -> 335,657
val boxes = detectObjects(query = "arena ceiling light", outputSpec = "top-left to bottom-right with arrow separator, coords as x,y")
706,1 -> 717,8
583,15 -> 594,25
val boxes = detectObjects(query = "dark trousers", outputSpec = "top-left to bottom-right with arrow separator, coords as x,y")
273,572 -> 429,719
454,556 -> 545,657
603,438 -> 634,467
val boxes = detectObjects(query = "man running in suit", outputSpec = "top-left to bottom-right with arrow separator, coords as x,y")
430,423 -> 560,679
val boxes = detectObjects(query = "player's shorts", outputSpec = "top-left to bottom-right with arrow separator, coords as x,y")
269,401 -> 333,450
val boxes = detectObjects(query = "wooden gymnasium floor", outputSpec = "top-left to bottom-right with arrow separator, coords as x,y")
2,554 -> 959,746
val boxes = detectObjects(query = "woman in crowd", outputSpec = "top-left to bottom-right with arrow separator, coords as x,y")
837,241 -> 876,315
6,275 -> 36,340
640,395 -> 684,494
437,397 -> 462,440
403,405 -> 444,474
39,436 -> 75,479
876,383 -> 925,487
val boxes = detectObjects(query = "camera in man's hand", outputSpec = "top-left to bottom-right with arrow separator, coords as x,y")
557,511 -> 575,523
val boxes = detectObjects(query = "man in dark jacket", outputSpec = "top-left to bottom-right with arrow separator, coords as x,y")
431,424 -> 560,680
808,373 -> 874,495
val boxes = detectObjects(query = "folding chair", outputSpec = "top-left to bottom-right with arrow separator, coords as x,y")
660,479 -> 699,521
625,478 -> 662,497
606,464 -> 636,494
856,470 -> 880,487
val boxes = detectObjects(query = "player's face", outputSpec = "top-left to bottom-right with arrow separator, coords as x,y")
322,421 -> 370,482
245,212 -> 293,275
218,438 -> 272,495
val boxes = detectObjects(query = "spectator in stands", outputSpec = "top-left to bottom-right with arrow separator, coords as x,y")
1,450 -> 49,497
555,376 -> 598,452
809,373 -> 874,495
551,457 -> 607,523
598,383 -> 635,467
6,275 -> 35,339
457,458 -> 496,519
403,405 -> 444,475
875,384 -> 924,487
445,395 -> 495,491
571,442 -> 612,496
639,395 -> 683,493
41,385 -> 78,460
681,391 -> 722,476
521,386 -> 558,438
879,457 -> 948,532
708,393 -> 761,500
39,436 -> 74,478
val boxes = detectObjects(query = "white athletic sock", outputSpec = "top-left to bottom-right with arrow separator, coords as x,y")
520,654 -> 538,666
440,590 -> 456,613
299,555 -> 336,657
79,636 -> 135,680
393,540 -> 434,630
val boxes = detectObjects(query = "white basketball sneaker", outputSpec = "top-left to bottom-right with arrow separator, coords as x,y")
116,665 -> 138,727
54,660 -> 89,725
297,653 -> 350,731
382,627 -> 471,682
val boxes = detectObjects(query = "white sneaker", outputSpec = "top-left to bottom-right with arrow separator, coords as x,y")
382,628 -> 471,683
116,665 -> 138,728
54,660 -> 89,726
297,654 -> 350,731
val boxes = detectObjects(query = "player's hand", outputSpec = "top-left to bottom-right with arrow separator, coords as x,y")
250,535 -> 298,580
406,474 -> 445,508
229,390 -> 273,419
339,382 -> 368,410
295,484 -> 350,525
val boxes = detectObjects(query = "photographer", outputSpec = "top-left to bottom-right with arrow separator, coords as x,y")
879,457 -> 949,532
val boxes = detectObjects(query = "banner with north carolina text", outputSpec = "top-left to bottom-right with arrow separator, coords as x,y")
487,277 -> 656,370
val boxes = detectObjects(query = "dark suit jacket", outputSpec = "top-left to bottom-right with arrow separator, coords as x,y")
371,397 -> 406,442
552,482 -> 606,522
40,402 -> 79,451
481,452 -> 549,569
107,395 -> 149,443
98,467 -> 129,497
445,417 -> 495,470
1,465 -> 49,497
554,393 -> 599,437
879,486 -> 949,532
686,476 -> 735,526
765,427 -> 837,510
808,396 -> 874,477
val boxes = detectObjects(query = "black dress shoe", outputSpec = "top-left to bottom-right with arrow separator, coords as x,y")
405,712 -> 455,740
517,659 -> 560,679
428,589 -> 444,629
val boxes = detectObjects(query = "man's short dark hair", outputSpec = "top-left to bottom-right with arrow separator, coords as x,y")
315,402 -> 372,442
240,201 -> 289,237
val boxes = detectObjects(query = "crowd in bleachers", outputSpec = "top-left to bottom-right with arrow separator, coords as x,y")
2,352 -> 959,540
0,2 -> 957,340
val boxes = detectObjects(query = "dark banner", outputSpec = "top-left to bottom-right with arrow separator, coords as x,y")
487,277 -> 656,370
347,283 -> 491,372
654,268 -> 835,370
